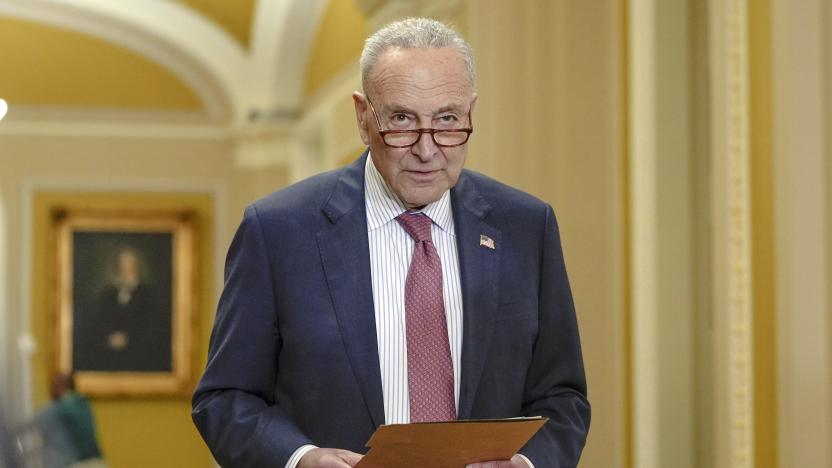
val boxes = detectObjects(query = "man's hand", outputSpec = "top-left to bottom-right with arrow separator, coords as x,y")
466,454 -> 531,468
298,448 -> 363,468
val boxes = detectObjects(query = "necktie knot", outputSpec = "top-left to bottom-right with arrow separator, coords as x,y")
396,212 -> 433,243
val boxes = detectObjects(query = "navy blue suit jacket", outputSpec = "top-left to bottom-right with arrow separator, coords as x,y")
192,153 -> 590,467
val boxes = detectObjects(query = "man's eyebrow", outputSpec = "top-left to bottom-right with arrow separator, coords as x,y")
434,104 -> 467,114
383,104 -> 467,115
384,104 -> 416,114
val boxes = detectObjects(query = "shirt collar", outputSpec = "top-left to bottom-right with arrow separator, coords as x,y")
364,154 -> 455,235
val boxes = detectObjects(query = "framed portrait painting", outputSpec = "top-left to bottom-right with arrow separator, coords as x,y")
53,209 -> 196,397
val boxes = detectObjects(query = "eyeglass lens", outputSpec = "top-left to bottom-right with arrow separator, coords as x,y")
383,130 -> 470,147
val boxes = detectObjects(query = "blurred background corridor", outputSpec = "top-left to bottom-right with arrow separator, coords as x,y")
0,0 -> 829,467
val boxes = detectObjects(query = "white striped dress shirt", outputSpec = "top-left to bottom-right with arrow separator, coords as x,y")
364,154 -> 464,424
285,156 -> 463,467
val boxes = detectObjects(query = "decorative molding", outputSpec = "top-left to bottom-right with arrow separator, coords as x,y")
0,121 -> 229,140
713,0 -> 755,466
725,0 -> 754,465
0,105 -> 230,139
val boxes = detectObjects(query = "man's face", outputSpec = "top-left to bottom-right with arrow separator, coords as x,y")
353,46 -> 477,209
117,250 -> 139,284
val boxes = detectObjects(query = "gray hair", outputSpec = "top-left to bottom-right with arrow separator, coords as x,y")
360,17 -> 475,94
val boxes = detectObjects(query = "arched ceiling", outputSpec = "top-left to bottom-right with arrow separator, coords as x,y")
175,0 -> 257,48
0,0 -> 330,125
0,16 -> 202,110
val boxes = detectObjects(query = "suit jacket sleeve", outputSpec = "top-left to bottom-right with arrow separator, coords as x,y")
192,205 -> 312,467
518,205 -> 591,467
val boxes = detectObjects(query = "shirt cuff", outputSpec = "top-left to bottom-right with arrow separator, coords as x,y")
517,453 -> 535,468
284,444 -> 318,468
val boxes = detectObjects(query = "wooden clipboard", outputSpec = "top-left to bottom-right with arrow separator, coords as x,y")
356,417 -> 548,468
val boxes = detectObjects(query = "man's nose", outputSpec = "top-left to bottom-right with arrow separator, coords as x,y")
411,130 -> 439,160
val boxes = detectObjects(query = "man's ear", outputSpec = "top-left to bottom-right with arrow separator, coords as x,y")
353,91 -> 371,145
469,93 -> 478,115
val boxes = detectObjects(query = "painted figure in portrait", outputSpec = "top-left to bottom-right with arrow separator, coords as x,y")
72,233 -> 173,373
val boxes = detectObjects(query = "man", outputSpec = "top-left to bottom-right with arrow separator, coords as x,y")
193,18 -> 590,468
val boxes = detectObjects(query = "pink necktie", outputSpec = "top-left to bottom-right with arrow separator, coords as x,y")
396,212 -> 457,422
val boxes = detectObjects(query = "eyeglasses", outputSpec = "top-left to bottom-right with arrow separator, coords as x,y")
368,99 -> 473,148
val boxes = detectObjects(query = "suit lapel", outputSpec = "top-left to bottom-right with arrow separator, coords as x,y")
317,153 -> 385,427
451,173 -> 501,420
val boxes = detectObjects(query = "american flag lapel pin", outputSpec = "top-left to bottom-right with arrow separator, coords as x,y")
479,234 -> 495,250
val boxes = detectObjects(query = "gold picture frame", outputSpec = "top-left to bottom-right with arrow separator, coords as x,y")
53,209 -> 196,397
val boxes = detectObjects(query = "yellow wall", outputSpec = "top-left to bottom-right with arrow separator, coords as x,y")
466,3 -> 627,465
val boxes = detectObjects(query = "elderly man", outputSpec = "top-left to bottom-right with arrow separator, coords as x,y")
193,18 -> 590,468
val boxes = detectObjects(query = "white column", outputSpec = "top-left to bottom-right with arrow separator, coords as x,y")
629,0 -> 696,467
708,0 -> 755,466
628,0 -> 659,466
